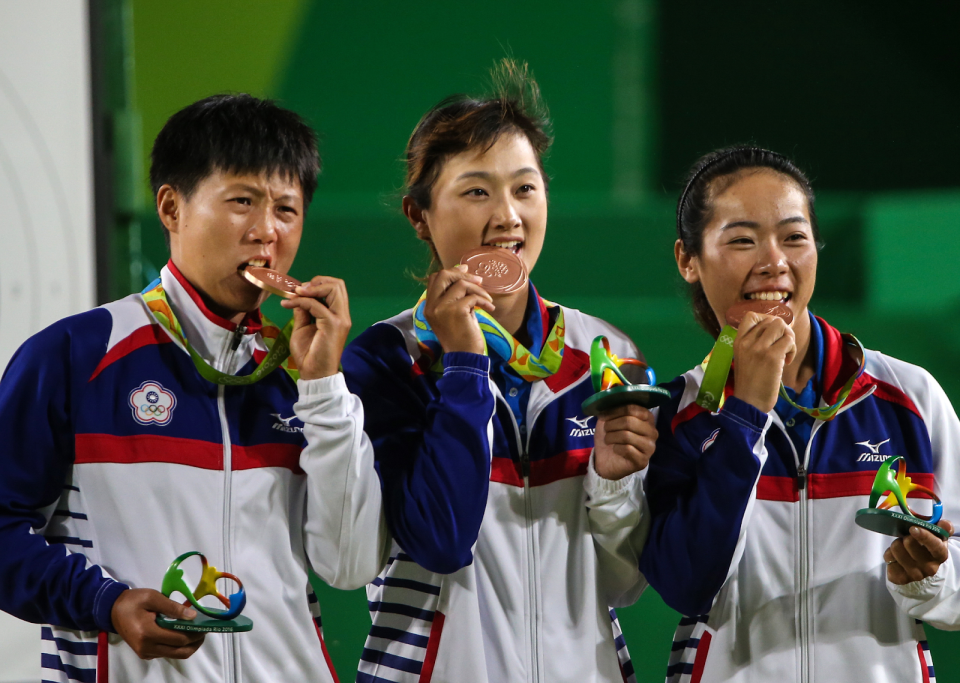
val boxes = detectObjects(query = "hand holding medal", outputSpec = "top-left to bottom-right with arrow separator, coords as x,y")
728,301 -> 796,413
239,264 -> 351,381
696,299 -> 865,419
421,247 -> 525,355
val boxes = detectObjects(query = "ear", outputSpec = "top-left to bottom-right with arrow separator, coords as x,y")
157,185 -> 183,235
402,196 -> 432,243
675,239 -> 701,284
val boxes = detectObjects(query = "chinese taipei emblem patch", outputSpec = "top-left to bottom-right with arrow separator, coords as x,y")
129,380 -> 177,426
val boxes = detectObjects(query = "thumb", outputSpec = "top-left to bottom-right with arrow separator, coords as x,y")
152,592 -> 197,620
938,519 -> 955,536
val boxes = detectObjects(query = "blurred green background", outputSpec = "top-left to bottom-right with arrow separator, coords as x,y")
108,0 -> 960,679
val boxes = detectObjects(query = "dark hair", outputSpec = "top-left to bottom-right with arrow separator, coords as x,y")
404,59 -> 553,268
150,94 -> 320,246
676,146 -> 821,338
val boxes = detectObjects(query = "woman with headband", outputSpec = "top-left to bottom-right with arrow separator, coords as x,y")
640,146 -> 960,682
341,60 -> 655,682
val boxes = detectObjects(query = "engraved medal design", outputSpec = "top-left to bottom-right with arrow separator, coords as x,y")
241,267 -> 301,299
459,247 -> 528,295
725,300 -> 794,329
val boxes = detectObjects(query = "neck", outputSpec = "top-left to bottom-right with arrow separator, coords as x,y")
197,291 -> 247,325
491,286 -> 531,342
781,310 -> 816,392
168,259 -> 250,326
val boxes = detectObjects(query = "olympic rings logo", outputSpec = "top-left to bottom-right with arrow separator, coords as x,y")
129,381 -> 177,426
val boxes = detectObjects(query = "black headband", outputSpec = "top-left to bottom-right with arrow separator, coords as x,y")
675,146 -> 786,236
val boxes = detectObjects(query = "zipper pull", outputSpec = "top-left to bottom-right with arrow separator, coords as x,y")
230,325 -> 246,351
796,464 -> 807,490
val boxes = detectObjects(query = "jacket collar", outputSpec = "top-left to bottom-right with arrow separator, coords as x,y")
816,314 -> 870,405
160,260 -> 262,371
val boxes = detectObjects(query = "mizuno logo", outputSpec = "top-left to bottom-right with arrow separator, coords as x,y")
566,415 -> 595,438
855,439 -> 890,454
855,438 -> 891,462
271,413 -> 302,434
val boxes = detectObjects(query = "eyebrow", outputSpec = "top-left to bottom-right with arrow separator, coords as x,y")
720,216 -> 809,230
226,184 -> 265,197
455,167 -> 540,182
225,184 -> 301,203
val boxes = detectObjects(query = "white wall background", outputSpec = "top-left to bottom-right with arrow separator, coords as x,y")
0,1 -> 96,680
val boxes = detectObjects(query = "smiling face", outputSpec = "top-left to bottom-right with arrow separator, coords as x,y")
677,168 -> 818,330
159,170 -> 304,320
414,133 -> 547,283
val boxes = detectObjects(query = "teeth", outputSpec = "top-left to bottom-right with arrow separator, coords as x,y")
488,241 -> 521,249
746,291 -> 789,301
246,259 -> 267,268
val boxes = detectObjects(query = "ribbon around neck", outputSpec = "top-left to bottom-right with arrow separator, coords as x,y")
412,290 -> 564,382
142,278 -> 299,385
694,323 -> 865,420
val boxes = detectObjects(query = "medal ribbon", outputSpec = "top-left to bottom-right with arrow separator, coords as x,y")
142,278 -> 300,385
412,290 -> 565,381
694,324 -> 865,421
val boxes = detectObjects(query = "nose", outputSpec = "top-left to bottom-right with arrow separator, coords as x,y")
489,193 -> 522,232
756,238 -> 787,276
247,211 -> 278,244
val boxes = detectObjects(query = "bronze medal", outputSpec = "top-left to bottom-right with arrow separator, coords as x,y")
725,300 -> 794,329
241,266 -> 301,299
459,247 -> 528,295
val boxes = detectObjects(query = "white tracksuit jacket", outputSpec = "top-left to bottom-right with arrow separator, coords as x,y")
642,314 -> 960,683
0,262 -> 390,682
342,295 -> 650,683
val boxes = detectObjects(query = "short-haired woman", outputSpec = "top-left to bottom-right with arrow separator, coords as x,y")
342,61 -> 656,683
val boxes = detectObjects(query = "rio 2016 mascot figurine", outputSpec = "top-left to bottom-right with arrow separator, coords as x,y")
156,552 -> 253,633
581,336 -> 671,416
855,456 -> 949,540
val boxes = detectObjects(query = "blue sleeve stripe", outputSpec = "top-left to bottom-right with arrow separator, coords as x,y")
40,653 -> 96,683
359,647 -> 422,674
367,601 -> 435,622
370,577 -> 441,595
44,536 -> 93,549
52,510 -> 88,520
666,662 -> 695,677
40,627 -> 97,655
357,672 -> 410,683
368,625 -> 430,648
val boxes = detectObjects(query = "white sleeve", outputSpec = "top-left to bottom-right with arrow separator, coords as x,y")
294,373 -> 390,590
584,450 -> 650,608
884,360 -> 960,628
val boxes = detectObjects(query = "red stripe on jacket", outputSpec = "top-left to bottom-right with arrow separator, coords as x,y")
89,324 -> 172,381
74,433 -> 304,474
490,448 -> 593,488
757,471 -> 935,502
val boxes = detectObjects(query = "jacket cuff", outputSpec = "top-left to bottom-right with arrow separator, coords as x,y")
93,579 -> 130,633
719,396 -> 771,433
442,352 -> 490,374
890,560 -> 947,600
297,372 -> 349,399
584,449 -> 641,501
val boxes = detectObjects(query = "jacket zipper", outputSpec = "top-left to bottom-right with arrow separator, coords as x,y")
785,387 -> 876,683
496,364 -> 589,682
500,396 -> 540,683
218,331 -> 244,683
